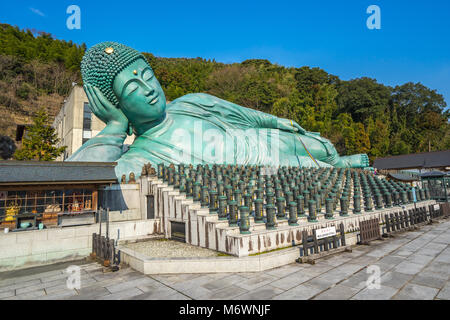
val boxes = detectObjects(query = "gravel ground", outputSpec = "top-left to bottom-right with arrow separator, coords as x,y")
123,239 -> 225,258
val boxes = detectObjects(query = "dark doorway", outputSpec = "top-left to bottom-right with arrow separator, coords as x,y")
170,221 -> 186,242
147,195 -> 155,219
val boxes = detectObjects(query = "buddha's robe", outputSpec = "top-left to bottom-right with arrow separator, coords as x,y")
69,93 -> 339,179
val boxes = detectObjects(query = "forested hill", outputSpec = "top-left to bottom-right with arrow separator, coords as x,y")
1,23 -> 448,161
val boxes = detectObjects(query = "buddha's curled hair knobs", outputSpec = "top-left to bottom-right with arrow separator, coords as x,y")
81,42 -> 146,106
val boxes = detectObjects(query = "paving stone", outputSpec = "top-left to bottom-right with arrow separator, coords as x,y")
380,272 -> 414,289
15,279 -> 64,295
436,286 -> 450,300
152,273 -> 203,286
40,272 -> 71,283
393,283 -> 439,300
419,244 -> 447,257
410,274 -> 448,289
392,250 -> 414,257
36,290 -> 78,300
374,261 -> 399,273
234,274 -> 278,291
313,284 -> 359,300
172,276 -> 216,299
393,261 -> 425,275
0,270 -> 64,286
349,255 -> 379,266
165,292 -> 192,300
433,235 -> 450,245
232,284 -> 284,300
0,279 -> 42,293
351,246 -> 373,254
236,272 -> 261,279
339,249 -> 366,258
422,261 -> 450,278
404,231 -> 424,239
406,254 -> 434,266
90,271 -> 119,281
15,289 -> 47,300
366,249 -> 390,258
351,285 -> 397,300
434,248 -> 450,264
198,285 -> 248,300
202,274 -> 247,291
171,274 -> 215,291
304,261 -> 335,273
106,277 -> 156,294
320,255 -> 353,267
69,286 -> 111,300
304,276 -> 337,291
340,270 -> 370,290
97,287 -> 144,300
82,275 -> 125,290
136,280 -> 167,292
265,264 -> 301,278
176,285 -> 212,299
0,290 -> 15,299
321,263 -> 364,282
204,273 -> 233,280
273,284 -> 323,300
270,273 -> 312,290
128,286 -> 179,300
377,255 -> 405,267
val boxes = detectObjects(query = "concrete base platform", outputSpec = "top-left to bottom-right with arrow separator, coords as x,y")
118,232 -> 359,274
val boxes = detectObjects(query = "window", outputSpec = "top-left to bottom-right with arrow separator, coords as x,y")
83,103 -> 92,130
82,103 -> 92,145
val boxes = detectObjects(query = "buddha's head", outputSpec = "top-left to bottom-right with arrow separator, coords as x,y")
81,42 -> 166,134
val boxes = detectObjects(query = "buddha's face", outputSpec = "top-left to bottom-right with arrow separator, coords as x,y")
113,58 -> 166,132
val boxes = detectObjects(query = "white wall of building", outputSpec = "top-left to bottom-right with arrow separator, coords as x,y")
53,85 -> 135,160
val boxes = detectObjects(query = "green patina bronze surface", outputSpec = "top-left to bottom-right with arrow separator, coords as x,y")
69,42 -> 370,180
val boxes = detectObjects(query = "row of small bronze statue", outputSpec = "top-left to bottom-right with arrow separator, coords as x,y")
139,163 -> 429,234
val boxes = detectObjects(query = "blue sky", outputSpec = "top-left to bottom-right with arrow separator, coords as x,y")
1,0 -> 449,106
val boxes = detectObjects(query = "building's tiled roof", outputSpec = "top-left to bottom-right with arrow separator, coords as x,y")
420,171 -> 450,178
0,161 -> 117,186
373,150 -> 450,170
387,172 -> 419,182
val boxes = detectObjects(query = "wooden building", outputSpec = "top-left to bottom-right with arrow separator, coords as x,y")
0,161 -> 117,231
373,150 -> 450,172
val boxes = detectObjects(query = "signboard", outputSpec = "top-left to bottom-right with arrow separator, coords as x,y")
412,187 -> 417,203
434,204 -> 440,210
315,226 -> 336,239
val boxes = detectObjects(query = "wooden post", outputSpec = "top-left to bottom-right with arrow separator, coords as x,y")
313,229 -> 319,254
302,230 -> 308,256
92,190 -> 98,212
385,214 -> 391,233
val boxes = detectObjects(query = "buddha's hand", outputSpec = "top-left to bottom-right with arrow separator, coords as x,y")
84,84 -> 129,133
276,118 -> 306,135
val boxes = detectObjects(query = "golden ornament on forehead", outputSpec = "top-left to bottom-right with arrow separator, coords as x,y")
133,70 -> 138,75
104,47 -> 114,54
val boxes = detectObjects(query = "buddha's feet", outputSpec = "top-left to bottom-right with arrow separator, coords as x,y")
340,153 -> 370,168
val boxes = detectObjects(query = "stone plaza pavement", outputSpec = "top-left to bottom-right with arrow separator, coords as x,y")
1,219 -> 450,300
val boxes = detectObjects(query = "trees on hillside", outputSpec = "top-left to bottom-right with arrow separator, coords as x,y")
0,23 -> 448,163
13,109 -> 66,161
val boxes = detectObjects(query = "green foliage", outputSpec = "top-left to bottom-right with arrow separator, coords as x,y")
1,23 -> 448,164
13,109 -> 66,161
0,24 -> 85,70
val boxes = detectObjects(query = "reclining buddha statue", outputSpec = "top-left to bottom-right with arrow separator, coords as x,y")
68,42 -> 370,180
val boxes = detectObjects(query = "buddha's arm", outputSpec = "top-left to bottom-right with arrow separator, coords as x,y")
224,101 -> 307,134
171,93 -> 306,134
67,124 -> 126,162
